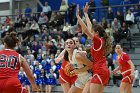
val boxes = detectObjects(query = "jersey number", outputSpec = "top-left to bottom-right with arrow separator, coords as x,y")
0,55 -> 18,69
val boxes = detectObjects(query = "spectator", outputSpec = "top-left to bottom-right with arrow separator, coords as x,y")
0,39 -> 4,50
49,41 -> 57,55
19,15 -> 28,28
26,49 -> 35,64
49,12 -> 64,28
92,19 -> 97,27
30,19 -> 40,34
37,0 -> 52,20
118,22 -> 129,42
24,3 -> 32,18
111,18 -> 121,43
133,67 -> 139,87
116,11 -> 124,25
105,23 -> 114,44
5,16 -> 11,25
107,7 -> 114,24
56,35 -> 64,48
29,13 -> 38,23
31,41 -> 42,59
38,12 -> 48,28
59,0 -> 68,16
46,69 -> 57,93
63,22 -> 71,32
101,18 -> 108,29
88,0 -> 96,20
68,3 -> 76,26
39,68 -> 48,92
125,9 -> 135,27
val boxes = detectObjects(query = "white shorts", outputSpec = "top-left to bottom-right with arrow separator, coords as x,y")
74,72 -> 92,89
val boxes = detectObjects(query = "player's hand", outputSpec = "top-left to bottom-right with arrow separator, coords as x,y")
78,51 -> 87,56
32,84 -> 40,92
76,4 -> 80,17
111,70 -> 116,75
71,69 -> 79,75
130,73 -> 134,80
83,2 -> 89,13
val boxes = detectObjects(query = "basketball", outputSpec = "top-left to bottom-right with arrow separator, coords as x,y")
64,63 -> 76,77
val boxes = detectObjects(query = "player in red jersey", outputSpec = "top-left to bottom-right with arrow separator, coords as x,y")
76,3 -> 112,93
0,32 -> 38,93
112,44 -> 135,93
55,49 -> 77,93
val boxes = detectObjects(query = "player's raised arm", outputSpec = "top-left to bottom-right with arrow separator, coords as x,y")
76,4 -> 93,40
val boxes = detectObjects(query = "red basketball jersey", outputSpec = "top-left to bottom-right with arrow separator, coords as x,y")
118,52 -> 131,73
90,36 -> 107,71
0,49 -> 20,78
59,60 -> 77,85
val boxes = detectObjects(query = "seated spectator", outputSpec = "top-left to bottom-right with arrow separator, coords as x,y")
101,18 -> 108,29
38,12 -> 48,28
29,13 -> 38,23
31,41 -> 42,59
59,0 -> 68,16
63,22 -> 71,40
14,15 -> 21,29
132,5 -> 140,23
107,7 -> 114,24
111,18 -> 121,43
118,22 -> 129,42
56,35 -> 64,48
39,68 -> 48,92
105,23 -> 114,44
26,49 -> 35,63
133,67 -> 139,87
63,22 -> 71,32
30,19 -> 40,34
46,69 -> 57,93
92,19 -> 97,27
5,16 -> 11,25
19,15 -> 28,28
116,11 -> 124,25
49,12 -> 64,28
125,9 -> 135,27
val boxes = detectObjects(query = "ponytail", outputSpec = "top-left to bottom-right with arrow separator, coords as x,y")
103,31 -> 112,56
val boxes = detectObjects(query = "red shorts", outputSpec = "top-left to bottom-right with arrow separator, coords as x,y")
122,71 -> 133,84
0,77 -> 27,93
59,68 -> 77,85
91,68 -> 110,86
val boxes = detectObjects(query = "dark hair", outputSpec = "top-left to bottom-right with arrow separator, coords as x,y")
94,25 -> 112,56
4,32 -> 19,48
115,43 -> 123,48
64,38 -> 76,61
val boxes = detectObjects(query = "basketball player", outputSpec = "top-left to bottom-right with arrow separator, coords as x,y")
55,49 -> 77,93
76,3 -> 111,93
0,32 -> 38,93
112,44 -> 135,93
64,38 -> 92,93
55,37 -> 86,93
